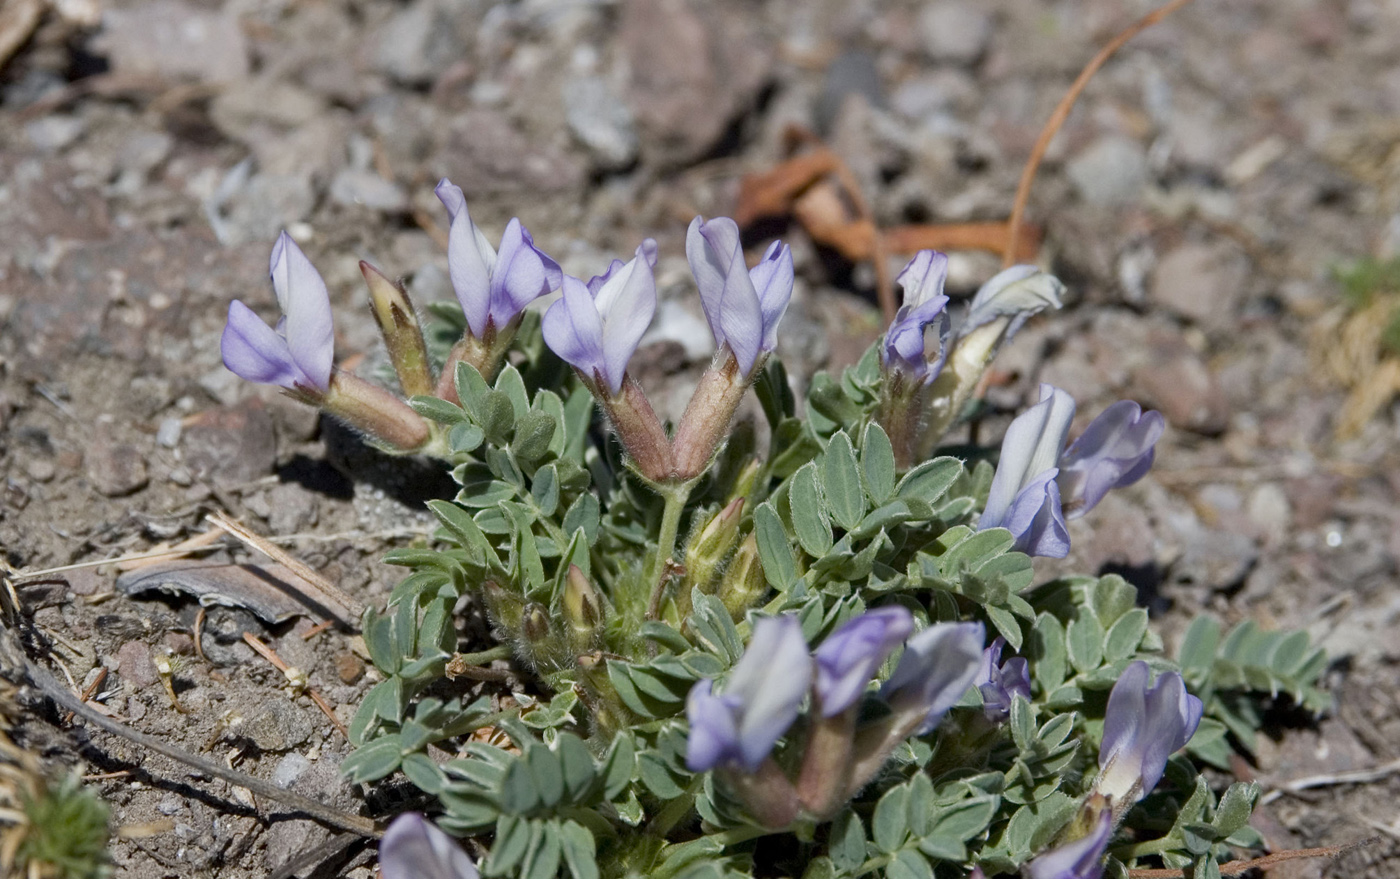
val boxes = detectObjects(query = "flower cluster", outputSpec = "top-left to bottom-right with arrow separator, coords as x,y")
212,180 -> 1313,879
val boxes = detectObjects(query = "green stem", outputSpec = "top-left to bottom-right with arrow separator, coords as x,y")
453,644 -> 513,666
1114,836 -> 1177,860
854,855 -> 890,878
644,480 -> 694,619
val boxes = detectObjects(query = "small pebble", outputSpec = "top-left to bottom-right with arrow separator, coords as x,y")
335,652 -> 365,685
272,753 -> 312,789
26,459 -> 55,482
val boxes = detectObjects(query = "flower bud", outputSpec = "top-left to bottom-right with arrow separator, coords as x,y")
563,565 -> 603,647
322,370 -> 431,452
683,497 -> 745,595
719,534 -> 767,621
361,261 -> 434,398
522,603 -> 551,644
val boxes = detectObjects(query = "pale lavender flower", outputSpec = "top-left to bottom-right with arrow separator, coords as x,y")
976,636 -> 1031,723
962,264 -> 1065,339
1096,661 -> 1204,803
685,216 -> 794,377
881,621 -> 986,735
221,231 -> 334,394
813,606 -> 914,717
979,384 -> 1075,558
1057,401 -> 1164,518
379,813 -> 479,879
541,242 -> 658,396
1025,810 -> 1112,879
435,178 -> 561,339
882,250 -> 952,384
686,615 -> 811,772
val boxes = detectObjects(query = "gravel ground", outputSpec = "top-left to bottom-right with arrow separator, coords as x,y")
1,0 -> 1398,876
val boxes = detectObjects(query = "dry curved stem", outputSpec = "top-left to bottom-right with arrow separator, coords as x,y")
1124,839 -> 1373,878
1003,0 -> 1199,267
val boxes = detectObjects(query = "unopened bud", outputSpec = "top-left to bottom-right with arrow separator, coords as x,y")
730,459 -> 761,503
323,370 -> 431,452
672,352 -> 748,479
683,497 -> 745,595
522,603 -> 551,643
720,533 -> 767,620
563,565 -> 602,646
361,261 -> 434,398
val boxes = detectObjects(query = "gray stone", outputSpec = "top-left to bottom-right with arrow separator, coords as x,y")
329,169 -> 408,212
272,753 -> 312,789
209,80 -> 327,144
371,0 -> 467,87
1066,136 -> 1149,206
618,0 -> 771,165
1246,483 -> 1291,543
217,174 -> 317,247
86,434 -> 149,496
918,1 -> 993,66
183,400 -> 278,486
156,417 -> 182,448
563,77 -> 639,170
242,699 -> 314,752
115,641 -> 158,688
95,1 -> 249,82
438,109 -> 585,195
25,115 -> 86,152
1132,348 -> 1230,435
1149,243 -> 1250,325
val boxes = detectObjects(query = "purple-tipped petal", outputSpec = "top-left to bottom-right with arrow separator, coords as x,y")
541,276 -> 605,379
814,607 -> 914,717
379,813 -> 480,879
595,243 -> 658,396
1058,402 -> 1165,518
882,621 -> 986,734
685,615 -> 811,772
1097,662 -> 1204,802
489,218 -> 556,326
1026,810 -> 1112,879
981,384 -> 1075,531
749,240 -> 794,355
999,469 -> 1070,558
221,301 -> 305,389
976,637 -> 1032,722
883,254 -> 952,383
268,232 -> 334,392
436,178 -> 498,338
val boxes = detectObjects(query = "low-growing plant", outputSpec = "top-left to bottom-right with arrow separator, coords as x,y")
220,192 -> 1329,879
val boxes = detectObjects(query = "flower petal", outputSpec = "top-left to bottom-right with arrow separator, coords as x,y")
727,615 -> 811,770
541,275 -> 606,381
981,384 -> 1075,528
379,813 -> 480,879
1026,810 -> 1112,879
1058,401 -> 1165,517
489,218 -> 559,328
436,178 -> 498,337
269,232 -> 334,392
685,680 -> 741,771
689,216 -> 763,374
882,621 -> 986,734
964,264 -> 1065,338
749,241 -> 794,355
221,301 -> 305,389
595,243 -> 657,395
814,606 -> 914,716
1001,470 -> 1070,558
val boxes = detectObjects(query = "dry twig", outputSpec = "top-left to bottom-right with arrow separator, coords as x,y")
1125,839 -> 1371,878
241,633 -> 349,740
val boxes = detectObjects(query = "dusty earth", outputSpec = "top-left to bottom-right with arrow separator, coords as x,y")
1,0 -> 1399,876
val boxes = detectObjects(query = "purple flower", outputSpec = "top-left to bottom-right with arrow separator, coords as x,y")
1025,810 -> 1112,879
880,621 -> 986,735
685,216 -> 794,377
813,607 -> 914,717
962,264 -> 1065,339
979,385 -> 1165,556
1057,401 -> 1164,519
976,636 -> 1032,723
379,813 -> 479,879
882,251 -> 952,384
435,178 -> 561,339
1096,661 -> 1204,803
686,615 -> 812,772
221,232 -> 335,394
979,384 -> 1076,558
541,242 -> 658,396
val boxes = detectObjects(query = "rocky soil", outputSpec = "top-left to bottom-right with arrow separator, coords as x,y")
1,0 -> 1398,876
